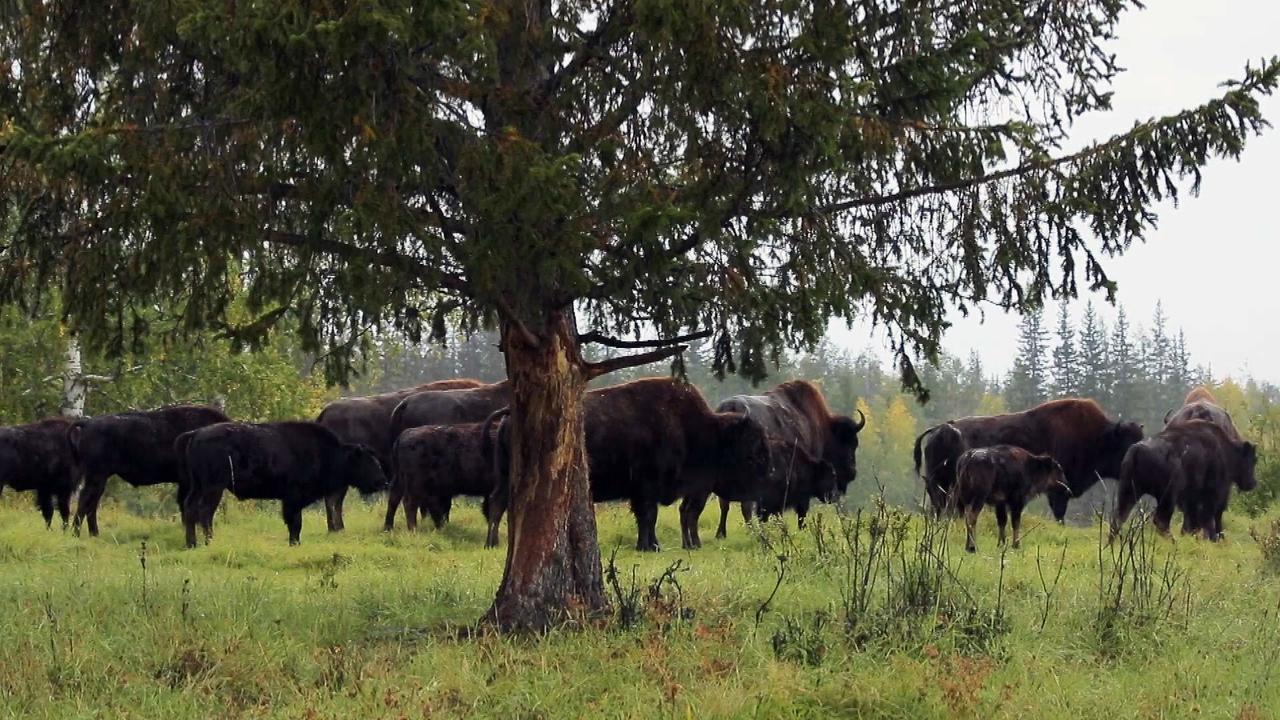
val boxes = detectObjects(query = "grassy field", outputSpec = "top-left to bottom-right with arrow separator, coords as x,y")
1,487 -> 1279,719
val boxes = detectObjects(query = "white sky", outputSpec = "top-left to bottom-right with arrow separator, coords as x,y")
834,0 -> 1280,383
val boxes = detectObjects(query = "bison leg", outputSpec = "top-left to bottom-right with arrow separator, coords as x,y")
679,493 -> 708,550
631,499 -> 660,552
282,501 -> 304,546
741,500 -> 756,527
383,478 -> 404,532
198,487 -> 223,544
55,493 -> 71,530
963,503 -> 981,553
794,498 -> 811,530
403,494 -> 419,533
73,474 -> 108,537
994,504 -> 1008,546
1212,507 -> 1226,542
182,496 -> 200,549
324,487 -> 347,532
1152,498 -> 1175,537
1009,501 -> 1025,549
36,489 -> 55,529
927,482 -> 949,519
423,496 -> 450,529
715,497 -> 732,540
1110,481 -> 1139,542
483,490 -> 507,549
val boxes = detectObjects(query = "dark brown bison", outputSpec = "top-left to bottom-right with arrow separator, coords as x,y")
717,381 -> 865,492
69,405 -> 230,536
316,378 -> 484,532
179,422 -> 388,547
913,399 -> 1143,522
0,418 -> 78,528
713,381 -> 864,539
488,378 -> 770,551
585,378 -> 769,551
954,445 -> 1066,552
390,416 -> 506,547
382,381 -> 512,530
1112,420 -> 1257,541
709,437 -> 837,541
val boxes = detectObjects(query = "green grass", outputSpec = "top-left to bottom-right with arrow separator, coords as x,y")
1,489 -> 1278,719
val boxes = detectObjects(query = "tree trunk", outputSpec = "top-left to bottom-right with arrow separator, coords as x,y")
485,311 -> 609,632
60,332 -> 87,418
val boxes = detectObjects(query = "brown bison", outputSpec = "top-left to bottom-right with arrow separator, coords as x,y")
488,378 -> 770,551
316,378 -> 484,532
1164,386 -> 1241,440
0,418 -> 78,528
913,399 -> 1143,522
69,405 -> 230,536
179,421 -> 388,547
954,445 -> 1067,552
707,437 -> 837,541
382,381 -> 512,530
713,381 -> 864,538
1113,419 -> 1257,541
390,416 -> 506,547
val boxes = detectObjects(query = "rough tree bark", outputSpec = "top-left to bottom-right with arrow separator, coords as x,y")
486,310 -> 608,631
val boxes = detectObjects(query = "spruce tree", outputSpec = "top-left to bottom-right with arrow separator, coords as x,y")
1051,302 -> 1080,398
1110,306 -> 1141,419
1005,308 -> 1050,410
2,2 -> 1276,632
1078,302 -> 1112,404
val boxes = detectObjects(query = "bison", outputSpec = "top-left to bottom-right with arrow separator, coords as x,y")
709,437 -> 837,541
488,378 -> 770,551
913,399 -> 1143,522
316,378 -> 484,532
390,415 -> 506,547
382,381 -> 512,530
717,381 -> 865,493
954,445 -> 1067,552
69,404 -> 230,536
1164,386 -> 1241,440
0,418 -> 78,529
179,421 -> 388,547
1112,419 -> 1257,541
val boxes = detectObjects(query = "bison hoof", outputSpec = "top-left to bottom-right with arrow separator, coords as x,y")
965,544 -> 976,554
715,530 -> 726,540
636,543 -> 660,553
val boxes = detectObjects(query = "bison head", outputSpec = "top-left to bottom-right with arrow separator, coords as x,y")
343,443 -> 390,496
1237,441 -> 1260,491
1097,420 -> 1145,480
1028,453 -> 1068,495
827,409 -> 866,493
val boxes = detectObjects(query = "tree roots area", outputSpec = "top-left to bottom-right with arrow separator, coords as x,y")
1,493 -> 1277,719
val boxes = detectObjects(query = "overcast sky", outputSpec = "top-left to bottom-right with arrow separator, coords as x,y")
835,0 -> 1280,383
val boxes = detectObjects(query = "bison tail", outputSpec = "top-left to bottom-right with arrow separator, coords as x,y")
480,406 -> 510,459
66,421 -> 85,461
912,425 -> 940,478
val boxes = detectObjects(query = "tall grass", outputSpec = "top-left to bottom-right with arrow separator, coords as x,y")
0,489 -> 1278,719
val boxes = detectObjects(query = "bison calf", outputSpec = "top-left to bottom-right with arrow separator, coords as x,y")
179,422 -> 388,547
954,445 -> 1066,553
0,418 -> 77,529
1113,419 -> 1257,541
391,419 -> 505,547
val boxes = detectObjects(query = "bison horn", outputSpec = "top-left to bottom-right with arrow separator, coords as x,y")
1163,409 -> 1173,425
853,409 -> 866,432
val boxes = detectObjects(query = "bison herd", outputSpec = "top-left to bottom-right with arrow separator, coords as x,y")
0,377 -> 1260,553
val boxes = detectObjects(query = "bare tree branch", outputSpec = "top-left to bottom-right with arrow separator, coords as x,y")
583,344 -> 687,380
578,329 -> 710,349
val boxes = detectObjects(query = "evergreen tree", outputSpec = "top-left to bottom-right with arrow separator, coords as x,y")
1110,306 -> 1141,419
1078,302 -> 1112,404
4,2 -> 1275,632
1051,302 -> 1080,398
1005,309 -> 1051,410
1172,330 -> 1194,397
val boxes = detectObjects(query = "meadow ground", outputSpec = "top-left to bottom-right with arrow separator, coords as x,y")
1,488 -> 1279,720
